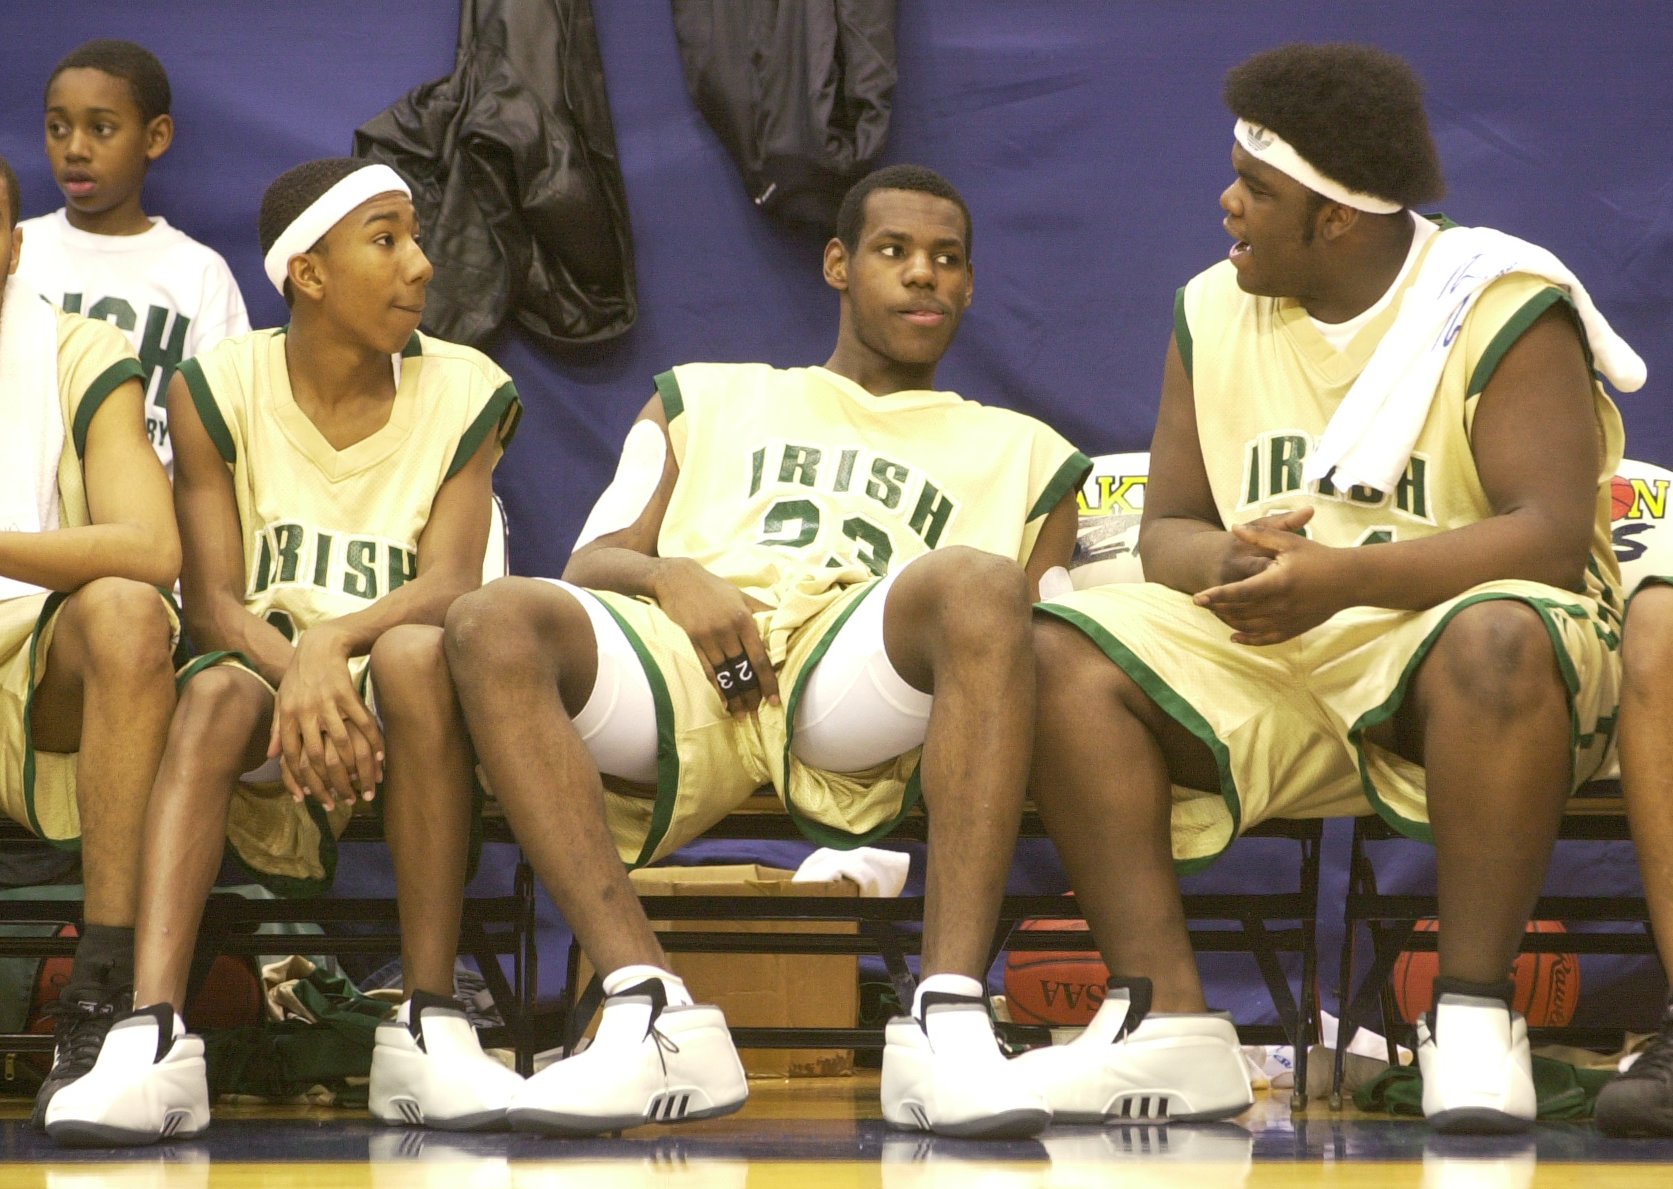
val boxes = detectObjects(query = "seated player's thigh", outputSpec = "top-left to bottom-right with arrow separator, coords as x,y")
1369,598 -> 1562,767
1033,613 -> 1223,794
794,567 -> 933,774
536,579 -> 660,787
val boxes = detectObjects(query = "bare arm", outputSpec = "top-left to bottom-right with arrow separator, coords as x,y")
1024,491 -> 1079,600
0,378 -> 179,591
172,370 -> 293,685
1138,335 -> 1298,594
304,429 -> 495,658
1196,306 -> 1601,644
563,396 -> 683,596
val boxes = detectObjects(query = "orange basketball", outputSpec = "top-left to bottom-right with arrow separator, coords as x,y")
1003,916 -> 1111,1026
1392,919 -> 1580,1026
1612,474 -> 1636,520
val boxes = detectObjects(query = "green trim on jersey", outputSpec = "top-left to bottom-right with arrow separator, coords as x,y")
655,370 -> 684,423
21,593 -> 74,850
1346,590 -> 1587,846
595,598 -> 683,869
1466,288 -> 1570,398
1029,451 -> 1095,522
401,333 -> 423,359
72,357 -> 145,457
178,356 -> 236,464
1035,601 -> 1237,875
445,380 -> 523,480
1173,287 -> 1193,380
780,580 -> 926,848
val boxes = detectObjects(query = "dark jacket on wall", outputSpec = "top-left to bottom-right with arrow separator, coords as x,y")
672,0 -> 895,231
355,0 -> 636,349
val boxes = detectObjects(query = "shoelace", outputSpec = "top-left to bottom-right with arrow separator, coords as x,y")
43,995 -> 122,1074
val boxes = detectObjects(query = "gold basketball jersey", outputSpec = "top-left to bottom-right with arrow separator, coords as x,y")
1176,240 -> 1625,614
655,363 -> 1090,612
177,330 -> 519,636
49,309 -> 147,532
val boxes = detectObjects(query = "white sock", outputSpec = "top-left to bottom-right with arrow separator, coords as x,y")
913,974 -> 996,1057
602,964 -> 694,1006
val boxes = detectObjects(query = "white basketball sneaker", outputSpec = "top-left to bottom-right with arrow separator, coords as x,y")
43,1004 -> 210,1147
1010,978 -> 1253,1123
369,990 -> 523,1130
508,979 -> 748,1135
1416,985 -> 1536,1134
881,991 -> 1051,1139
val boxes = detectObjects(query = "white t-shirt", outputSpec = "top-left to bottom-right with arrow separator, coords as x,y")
16,208 -> 251,473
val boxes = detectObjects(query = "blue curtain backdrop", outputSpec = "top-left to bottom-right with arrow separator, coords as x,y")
6,2 -> 1671,1021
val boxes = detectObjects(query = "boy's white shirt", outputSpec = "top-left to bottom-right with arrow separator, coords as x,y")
16,209 -> 250,474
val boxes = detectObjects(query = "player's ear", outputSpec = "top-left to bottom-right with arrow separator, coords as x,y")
288,250 -> 325,304
8,225 -> 22,276
144,113 -> 174,162
1318,201 -> 1358,244
823,237 -> 849,293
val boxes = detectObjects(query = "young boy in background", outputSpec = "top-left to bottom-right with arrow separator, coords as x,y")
18,39 -> 248,473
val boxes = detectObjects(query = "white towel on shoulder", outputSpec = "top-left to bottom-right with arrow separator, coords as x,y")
1304,225 -> 1646,495
0,276 -> 65,603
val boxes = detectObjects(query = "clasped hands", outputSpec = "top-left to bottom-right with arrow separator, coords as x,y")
1193,507 -> 1350,646
269,626 -> 383,811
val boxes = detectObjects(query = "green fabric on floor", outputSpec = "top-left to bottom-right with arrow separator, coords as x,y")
203,967 -> 390,1106
1354,1055 -> 1614,1120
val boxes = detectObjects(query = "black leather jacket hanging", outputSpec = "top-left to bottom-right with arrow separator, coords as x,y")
355,0 -> 636,348
672,0 -> 896,230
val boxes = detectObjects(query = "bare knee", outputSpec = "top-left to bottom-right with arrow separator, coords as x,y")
60,577 -> 174,682
898,548 -> 1032,655
1623,587 -> 1673,700
166,668 -> 269,778
445,577 -> 595,703
370,625 -> 449,706
1427,600 -> 1562,719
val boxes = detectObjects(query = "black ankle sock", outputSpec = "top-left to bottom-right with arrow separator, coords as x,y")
1432,974 -> 1515,1008
68,925 -> 135,993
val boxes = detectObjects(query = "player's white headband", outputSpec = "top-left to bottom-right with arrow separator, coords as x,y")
262,164 -> 413,296
1233,118 -> 1403,215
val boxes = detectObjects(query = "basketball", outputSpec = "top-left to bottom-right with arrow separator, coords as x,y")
28,924 -> 265,1036
1003,915 -> 1112,1026
1392,919 -> 1580,1027
1612,475 -> 1636,521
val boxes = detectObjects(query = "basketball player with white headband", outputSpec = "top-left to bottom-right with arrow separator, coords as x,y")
48,158 -> 523,1145
1019,43 -> 1637,1134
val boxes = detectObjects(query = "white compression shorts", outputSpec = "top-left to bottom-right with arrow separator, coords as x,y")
543,566 -> 933,782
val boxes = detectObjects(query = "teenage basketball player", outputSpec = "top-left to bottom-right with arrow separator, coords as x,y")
443,164 -> 1090,1139
0,151 -> 182,1132
46,158 -> 522,1146
1016,43 -> 1637,1135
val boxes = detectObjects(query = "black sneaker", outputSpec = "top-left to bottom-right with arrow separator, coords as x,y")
1596,996 -> 1673,1137
29,982 -> 133,1131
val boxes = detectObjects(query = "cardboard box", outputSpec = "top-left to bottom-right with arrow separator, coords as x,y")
581,864 -> 859,1078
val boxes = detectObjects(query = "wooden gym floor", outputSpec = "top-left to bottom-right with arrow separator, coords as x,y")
4,1074 -> 1673,1188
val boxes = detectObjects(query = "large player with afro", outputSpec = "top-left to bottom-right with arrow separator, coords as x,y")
45,158 -> 522,1146
1014,43 -> 1638,1134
